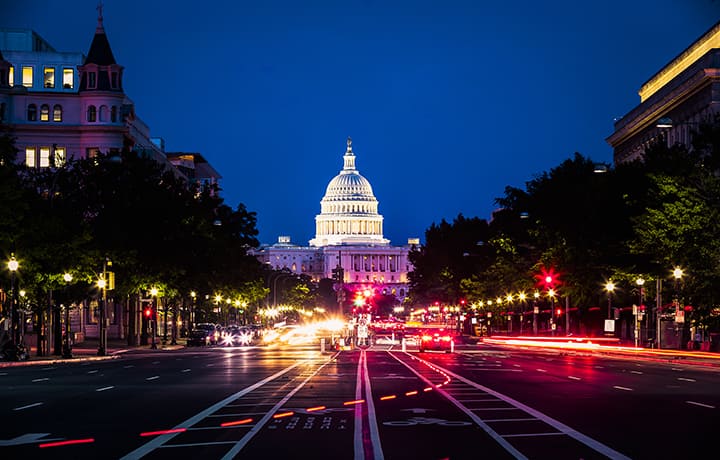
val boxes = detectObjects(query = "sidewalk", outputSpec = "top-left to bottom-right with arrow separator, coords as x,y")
0,338 -> 186,367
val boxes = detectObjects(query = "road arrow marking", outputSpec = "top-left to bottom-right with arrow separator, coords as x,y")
0,433 -> 63,446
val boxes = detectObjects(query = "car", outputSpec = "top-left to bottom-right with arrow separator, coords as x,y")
220,326 -> 255,346
186,328 -> 213,346
419,329 -> 454,353
194,323 -> 220,345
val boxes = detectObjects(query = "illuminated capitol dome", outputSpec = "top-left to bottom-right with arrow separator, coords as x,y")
309,137 -> 389,247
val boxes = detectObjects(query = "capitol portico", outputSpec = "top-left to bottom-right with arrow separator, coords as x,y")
251,138 -> 417,307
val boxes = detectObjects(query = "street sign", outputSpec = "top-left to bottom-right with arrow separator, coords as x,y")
358,325 -> 368,338
676,310 -> 685,323
604,319 -> 616,332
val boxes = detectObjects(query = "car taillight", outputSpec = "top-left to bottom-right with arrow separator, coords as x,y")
421,335 -> 432,341
442,336 -> 451,342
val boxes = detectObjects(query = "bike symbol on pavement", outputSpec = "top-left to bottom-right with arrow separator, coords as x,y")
383,416 -> 471,427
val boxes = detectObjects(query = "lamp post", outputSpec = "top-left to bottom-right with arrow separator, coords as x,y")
8,255 -> 19,346
533,291 -> 540,335
604,281 -> 615,319
97,273 -> 107,356
673,267 -> 683,349
548,289 -> 556,336
62,272 -> 73,358
150,287 -> 158,349
190,291 -> 196,332
635,277 -> 645,348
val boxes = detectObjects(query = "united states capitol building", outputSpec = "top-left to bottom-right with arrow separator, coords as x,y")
250,138 -> 418,304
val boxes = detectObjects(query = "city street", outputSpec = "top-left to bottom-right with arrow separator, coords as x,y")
2,341 -> 719,459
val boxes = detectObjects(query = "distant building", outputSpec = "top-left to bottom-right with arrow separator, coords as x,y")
251,138 -> 418,310
607,20 -> 720,163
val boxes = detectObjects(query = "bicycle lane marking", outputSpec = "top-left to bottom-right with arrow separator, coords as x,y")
356,349 -> 384,460
392,351 -> 632,460
119,360 -> 310,460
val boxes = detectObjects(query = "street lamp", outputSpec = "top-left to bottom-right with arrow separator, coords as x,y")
97,275 -> 107,356
190,291 -> 196,331
604,281 -> 615,319
7,255 -> 19,346
548,288 -> 556,336
62,272 -> 73,358
533,291 -> 540,335
150,287 -> 158,349
635,277 -> 645,348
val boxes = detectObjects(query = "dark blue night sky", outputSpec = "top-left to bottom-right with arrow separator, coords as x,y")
3,1 -> 719,246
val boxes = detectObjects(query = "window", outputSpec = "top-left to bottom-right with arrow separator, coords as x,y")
8,66 -> 13,86
22,66 -> 33,87
0,103 -> 5,122
99,105 -> 107,122
86,147 -> 100,158
110,71 -> 118,88
40,104 -> 49,122
43,67 -> 55,88
53,104 -> 62,122
110,106 -> 117,122
88,72 -> 96,89
87,105 -> 96,122
25,147 -> 36,167
54,147 -> 66,167
63,68 -> 73,89
39,147 -> 50,167
27,104 -> 37,121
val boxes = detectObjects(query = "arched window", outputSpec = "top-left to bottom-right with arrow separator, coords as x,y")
27,104 -> 37,121
99,105 -> 107,122
40,104 -> 50,122
87,105 -> 96,122
53,104 -> 62,122
110,106 -> 117,122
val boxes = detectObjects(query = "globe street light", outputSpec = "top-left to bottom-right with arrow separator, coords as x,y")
62,272 -> 73,358
97,276 -> 107,356
635,277 -> 645,347
150,287 -> 158,349
604,281 -> 615,319
7,255 -> 19,346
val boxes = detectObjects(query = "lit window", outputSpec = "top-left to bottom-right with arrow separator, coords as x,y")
44,67 -> 55,88
8,67 -> 13,86
88,72 -> 96,88
22,66 -> 33,87
25,147 -> 36,167
53,105 -> 62,122
39,147 -> 50,167
87,105 -> 96,122
63,68 -> 73,89
27,104 -> 37,121
86,147 -> 99,158
40,104 -> 49,122
54,147 -> 66,167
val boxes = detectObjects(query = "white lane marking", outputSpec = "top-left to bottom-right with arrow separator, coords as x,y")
123,365 -> 134,369
146,376 -> 159,381
119,360 -> 314,460
361,349 -> 385,460
686,401 -> 715,409
32,378 -> 49,383
630,370 -> 643,374
354,349 -> 365,460
677,377 -> 696,382
152,361 -> 160,365
568,376 -> 582,380
181,369 -> 191,373
536,368 -> 547,373
613,386 -> 634,391
87,370 -> 98,374
395,352 -> 632,460
0,372 -> 7,376
40,367 -> 55,371
96,386 -> 115,392
13,402 -> 44,411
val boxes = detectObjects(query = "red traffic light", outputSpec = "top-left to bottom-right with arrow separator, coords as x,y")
144,308 -> 152,318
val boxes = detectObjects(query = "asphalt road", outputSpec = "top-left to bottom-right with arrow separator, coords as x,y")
1,342 -> 719,459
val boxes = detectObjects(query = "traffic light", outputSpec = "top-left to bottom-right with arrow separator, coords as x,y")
144,307 -> 153,319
